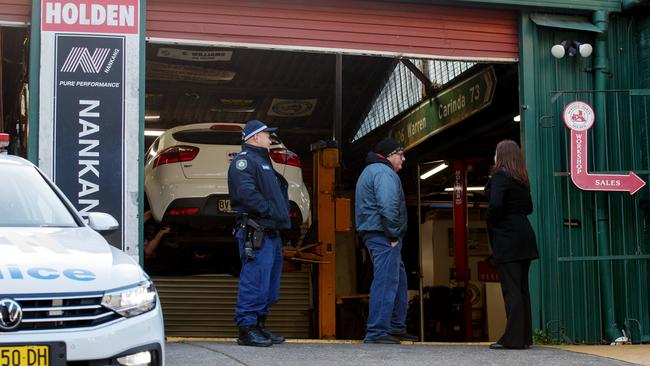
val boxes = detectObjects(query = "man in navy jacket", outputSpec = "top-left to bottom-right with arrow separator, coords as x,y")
228,119 -> 290,347
355,137 -> 418,344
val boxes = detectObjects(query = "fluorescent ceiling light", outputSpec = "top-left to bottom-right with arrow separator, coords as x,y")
513,115 -> 520,122
420,163 -> 448,180
444,186 -> 484,192
144,115 -> 160,121
144,130 -> 164,137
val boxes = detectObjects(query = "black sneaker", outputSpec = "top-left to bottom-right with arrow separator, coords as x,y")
363,335 -> 401,344
389,332 -> 419,342
237,326 -> 273,347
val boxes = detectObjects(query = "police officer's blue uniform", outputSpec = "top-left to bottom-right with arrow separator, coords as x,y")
227,125 -> 290,346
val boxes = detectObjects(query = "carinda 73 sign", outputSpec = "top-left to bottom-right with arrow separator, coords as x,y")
563,100 -> 646,195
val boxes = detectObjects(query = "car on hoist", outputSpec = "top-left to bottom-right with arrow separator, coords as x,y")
144,123 -> 311,273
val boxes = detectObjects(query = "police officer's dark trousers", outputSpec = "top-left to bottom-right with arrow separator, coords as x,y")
234,228 -> 283,327
364,236 -> 408,341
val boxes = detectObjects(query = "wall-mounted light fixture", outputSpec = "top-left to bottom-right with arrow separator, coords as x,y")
444,186 -> 484,192
420,162 -> 448,180
144,130 -> 165,137
551,40 -> 593,59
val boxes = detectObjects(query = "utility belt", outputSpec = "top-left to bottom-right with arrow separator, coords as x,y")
239,213 -> 279,260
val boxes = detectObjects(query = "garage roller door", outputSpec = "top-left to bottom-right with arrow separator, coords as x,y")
152,271 -> 312,338
0,0 -> 30,25
147,0 -> 518,61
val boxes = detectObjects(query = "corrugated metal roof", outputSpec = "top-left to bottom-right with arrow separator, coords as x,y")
147,0 -> 519,61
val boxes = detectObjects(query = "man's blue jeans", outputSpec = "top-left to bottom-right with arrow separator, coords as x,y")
234,228 -> 283,327
364,236 -> 408,340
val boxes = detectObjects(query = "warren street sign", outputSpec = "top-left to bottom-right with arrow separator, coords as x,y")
391,66 -> 496,150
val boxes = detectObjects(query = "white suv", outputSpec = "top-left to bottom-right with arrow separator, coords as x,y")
0,154 -> 164,365
144,123 -> 311,244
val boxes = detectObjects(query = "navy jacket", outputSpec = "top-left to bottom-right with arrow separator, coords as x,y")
228,143 -> 291,230
355,152 -> 407,240
485,169 -> 539,264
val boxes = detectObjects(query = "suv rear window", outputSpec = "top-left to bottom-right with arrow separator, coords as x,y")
173,129 -> 242,145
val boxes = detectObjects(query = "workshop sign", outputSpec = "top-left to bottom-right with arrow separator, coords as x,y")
38,0 -> 141,258
563,100 -> 646,195
391,66 -> 496,150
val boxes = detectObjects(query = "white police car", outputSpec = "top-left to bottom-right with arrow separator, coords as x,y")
0,153 -> 164,366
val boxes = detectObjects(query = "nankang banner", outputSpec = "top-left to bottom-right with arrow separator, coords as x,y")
39,0 -> 141,257
54,34 -> 125,247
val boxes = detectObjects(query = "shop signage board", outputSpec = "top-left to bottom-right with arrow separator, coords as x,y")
563,100 -> 646,195
38,0 -> 141,257
391,66 -> 496,151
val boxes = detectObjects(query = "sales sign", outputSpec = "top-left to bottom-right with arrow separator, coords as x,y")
563,100 -> 646,195
39,0 -> 141,258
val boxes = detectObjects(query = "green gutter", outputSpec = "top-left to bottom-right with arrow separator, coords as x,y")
592,10 -> 620,343
388,0 -> 621,12
27,0 -> 40,165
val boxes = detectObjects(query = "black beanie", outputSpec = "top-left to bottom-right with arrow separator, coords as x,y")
373,137 -> 403,157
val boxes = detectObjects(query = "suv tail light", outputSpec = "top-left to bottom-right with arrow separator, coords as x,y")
153,146 -> 199,168
270,149 -> 301,168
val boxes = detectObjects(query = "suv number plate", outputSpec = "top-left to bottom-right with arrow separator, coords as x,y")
218,199 -> 231,212
0,346 -> 49,366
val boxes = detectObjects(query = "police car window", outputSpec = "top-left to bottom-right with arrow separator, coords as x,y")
0,165 -> 78,227
173,129 -> 242,145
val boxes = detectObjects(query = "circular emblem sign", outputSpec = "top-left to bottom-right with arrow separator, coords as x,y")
563,101 -> 595,131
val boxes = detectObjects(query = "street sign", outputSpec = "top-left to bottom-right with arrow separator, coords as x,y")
563,100 -> 646,195
391,66 -> 496,150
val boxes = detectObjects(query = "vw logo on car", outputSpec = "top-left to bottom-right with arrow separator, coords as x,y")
0,298 -> 22,331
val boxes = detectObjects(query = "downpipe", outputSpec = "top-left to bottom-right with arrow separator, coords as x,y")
592,10 -> 623,343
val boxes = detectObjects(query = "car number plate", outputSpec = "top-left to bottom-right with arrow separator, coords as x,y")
218,199 -> 231,212
0,346 -> 49,366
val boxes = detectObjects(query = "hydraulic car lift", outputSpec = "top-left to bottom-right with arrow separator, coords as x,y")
283,140 -> 350,339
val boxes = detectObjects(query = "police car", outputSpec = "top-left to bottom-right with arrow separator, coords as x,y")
144,123 -> 310,243
0,152 -> 164,365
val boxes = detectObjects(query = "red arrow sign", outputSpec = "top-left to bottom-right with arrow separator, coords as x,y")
564,101 -> 646,195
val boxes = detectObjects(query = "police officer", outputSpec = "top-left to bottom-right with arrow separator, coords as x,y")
228,119 -> 291,347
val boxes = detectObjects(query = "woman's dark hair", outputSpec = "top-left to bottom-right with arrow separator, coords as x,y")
494,140 -> 529,188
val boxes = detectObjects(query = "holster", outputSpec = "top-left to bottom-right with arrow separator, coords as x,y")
240,213 -> 265,252
247,226 -> 265,250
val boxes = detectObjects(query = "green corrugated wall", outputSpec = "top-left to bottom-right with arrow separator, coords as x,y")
521,12 -> 650,344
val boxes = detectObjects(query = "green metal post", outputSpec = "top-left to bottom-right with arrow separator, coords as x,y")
593,10 -> 620,342
138,0 -> 146,266
518,11 -> 542,333
27,0 -> 41,164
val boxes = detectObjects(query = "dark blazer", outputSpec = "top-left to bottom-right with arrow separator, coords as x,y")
485,169 -> 539,264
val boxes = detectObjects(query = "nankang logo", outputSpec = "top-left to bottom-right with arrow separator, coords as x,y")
60,47 -> 111,73
0,298 -> 22,331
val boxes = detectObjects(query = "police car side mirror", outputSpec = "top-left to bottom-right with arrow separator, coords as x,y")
87,212 -> 119,232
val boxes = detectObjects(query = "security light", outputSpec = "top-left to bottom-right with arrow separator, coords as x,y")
551,40 -> 593,59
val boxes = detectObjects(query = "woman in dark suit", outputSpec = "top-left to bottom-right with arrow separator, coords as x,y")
485,140 -> 539,350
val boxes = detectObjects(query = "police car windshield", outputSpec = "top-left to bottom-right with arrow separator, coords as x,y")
0,164 -> 78,227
